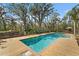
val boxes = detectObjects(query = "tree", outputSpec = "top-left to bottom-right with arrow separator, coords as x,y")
0,6 -> 7,31
47,12 -> 60,32
62,15 -> 68,30
30,3 -> 54,29
8,3 -> 30,35
66,5 -> 79,35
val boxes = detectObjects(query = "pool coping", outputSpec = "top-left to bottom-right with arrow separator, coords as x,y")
19,33 -> 75,56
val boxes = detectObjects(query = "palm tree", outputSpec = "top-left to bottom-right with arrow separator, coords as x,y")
67,6 -> 79,35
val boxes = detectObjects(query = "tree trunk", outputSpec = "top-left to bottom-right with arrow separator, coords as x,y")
73,21 -> 76,35
3,19 -> 7,31
56,21 -> 59,32
77,22 -> 79,34
38,14 -> 42,31
22,17 -> 27,35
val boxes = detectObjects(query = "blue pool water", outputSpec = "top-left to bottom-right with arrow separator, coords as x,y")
20,33 -> 68,53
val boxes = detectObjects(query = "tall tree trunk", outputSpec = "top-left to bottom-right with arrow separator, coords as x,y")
38,14 -> 42,30
73,21 -> 76,35
77,22 -> 79,34
22,17 -> 27,35
55,20 -> 59,32
3,18 -> 7,31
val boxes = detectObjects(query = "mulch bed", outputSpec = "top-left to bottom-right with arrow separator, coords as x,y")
0,31 -> 23,39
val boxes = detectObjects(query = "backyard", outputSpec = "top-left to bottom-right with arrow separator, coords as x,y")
0,3 -> 79,56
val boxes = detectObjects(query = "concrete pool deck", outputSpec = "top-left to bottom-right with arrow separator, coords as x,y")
0,33 -> 79,56
40,34 -> 79,56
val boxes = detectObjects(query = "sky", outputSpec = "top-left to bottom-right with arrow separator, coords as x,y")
54,3 -> 78,18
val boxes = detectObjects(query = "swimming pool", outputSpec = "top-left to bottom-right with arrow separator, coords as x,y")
20,33 -> 68,53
